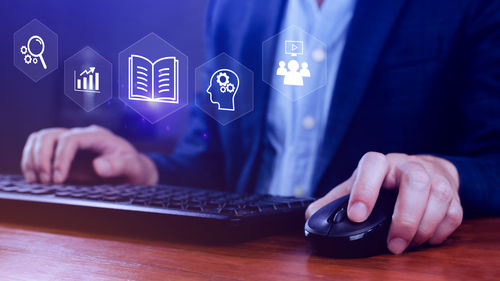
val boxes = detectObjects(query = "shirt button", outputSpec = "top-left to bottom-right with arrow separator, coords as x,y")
302,116 -> 315,130
294,186 -> 305,198
312,48 -> 326,62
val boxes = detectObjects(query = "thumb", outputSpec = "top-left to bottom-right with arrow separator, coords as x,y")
93,154 -> 145,184
305,176 -> 353,219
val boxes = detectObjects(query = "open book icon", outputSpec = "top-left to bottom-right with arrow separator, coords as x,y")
128,54 -> 179,104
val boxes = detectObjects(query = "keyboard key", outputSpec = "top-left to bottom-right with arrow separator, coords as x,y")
226,203 -> 243,208
101,196 -> 127,202
201,207 -> 220,213
235,209 -> 254,216
69,193 -> 87,199
153,194 -> 172,200
289,202 -> 303,208
149,200 -> 165,207
248,206 -> 261,212
131,199 -> 149,205
186,206 -> 203,212
167,203 -> 184,209
16,187 -> 35,193
85,194 -> 105,200
55,191 -> 72,197
28,188 -> 54,195
206,202 -> 221,208
274,203 -> 290,209
259,205 -> 276,212
0,186 -> 19,192
220,208 -> 237,215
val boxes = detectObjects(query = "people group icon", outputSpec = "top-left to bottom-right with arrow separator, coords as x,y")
276,59 -> 311,86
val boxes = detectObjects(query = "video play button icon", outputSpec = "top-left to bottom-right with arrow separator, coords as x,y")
285,40 -> 304,56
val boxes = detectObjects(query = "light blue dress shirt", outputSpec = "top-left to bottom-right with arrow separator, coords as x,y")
262,0 -> 356,197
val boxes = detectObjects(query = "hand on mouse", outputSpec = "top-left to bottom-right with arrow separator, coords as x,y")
305,152 -> 463,254
20,125 -> 158,186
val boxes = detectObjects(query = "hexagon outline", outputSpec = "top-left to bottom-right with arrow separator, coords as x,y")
261,24 -> 328,101
195,52 -> 254,126
13,18 -> 59,83
118,32 -> 189,124
64,46 -> 113,112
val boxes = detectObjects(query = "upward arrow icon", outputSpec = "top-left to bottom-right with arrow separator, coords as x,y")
80,67 -> 96,76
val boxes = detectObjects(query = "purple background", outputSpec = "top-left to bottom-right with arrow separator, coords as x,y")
0,0 -> 207,173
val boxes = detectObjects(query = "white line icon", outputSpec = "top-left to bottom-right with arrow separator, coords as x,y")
20,35 -> 47,69
128,54 -> 179,104
276,40 -> 310,86
74,67 -> 100,93
207,69 -> 239,111
284,40 -> 303,57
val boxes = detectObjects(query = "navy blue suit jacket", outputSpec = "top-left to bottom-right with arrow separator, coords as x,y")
151,0 -> 500,217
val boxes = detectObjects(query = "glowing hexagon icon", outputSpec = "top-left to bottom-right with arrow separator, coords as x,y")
118,33 -> 188,124
195,53 -> 254,125
64,47 -> 113,112
262,25 -> 328,100
14,19 -> 58,82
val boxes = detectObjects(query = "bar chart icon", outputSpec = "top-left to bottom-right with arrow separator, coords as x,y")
74,67 -> 100,93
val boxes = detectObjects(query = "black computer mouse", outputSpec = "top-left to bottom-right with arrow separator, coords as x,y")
304,189 -> 398,258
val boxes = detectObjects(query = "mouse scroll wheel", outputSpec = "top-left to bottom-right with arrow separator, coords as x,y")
329,207 -> 347,224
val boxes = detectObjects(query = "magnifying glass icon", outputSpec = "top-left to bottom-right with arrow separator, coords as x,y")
27,35 -> 47,70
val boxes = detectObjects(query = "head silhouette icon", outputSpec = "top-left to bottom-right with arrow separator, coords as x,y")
207,69 -> 240,111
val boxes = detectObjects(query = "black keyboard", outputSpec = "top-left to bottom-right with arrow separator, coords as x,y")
0,174 -> 313,242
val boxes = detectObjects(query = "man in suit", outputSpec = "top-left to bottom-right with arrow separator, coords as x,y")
21,0 -> 500,254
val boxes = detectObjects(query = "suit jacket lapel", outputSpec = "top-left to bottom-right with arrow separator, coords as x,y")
313,0 -> 408,190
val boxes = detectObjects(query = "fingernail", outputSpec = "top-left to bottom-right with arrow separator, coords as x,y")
53,170 -> 62,183
349,202 -> 368,222
388,237 -> 408,254
25,172 -> 36,183
95,159 -> 111,176
40,172 -> 50,183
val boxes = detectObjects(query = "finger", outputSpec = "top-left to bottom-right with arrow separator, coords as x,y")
347,152 -> 390,222
21,132 -> 38,183
305,175 -> 353,219
52,127 -> 112,184
382,153 -> 409,187
388,161 -> 431,254
428,198 -> 463,245
32,128 -> 66,184
93,154 -> 146,184
411,176 -> 453,246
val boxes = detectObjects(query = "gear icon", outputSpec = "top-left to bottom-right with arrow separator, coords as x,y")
24,54 -> 32,64
20,46 -> 28,55
226,83 -> 235,93
220,86 -> 227,93
32,57 -> 38,64
216,72 -> 230,87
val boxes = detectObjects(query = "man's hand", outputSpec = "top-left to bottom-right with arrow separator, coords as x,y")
305,152 -> 463,254
21,125 -> 158,186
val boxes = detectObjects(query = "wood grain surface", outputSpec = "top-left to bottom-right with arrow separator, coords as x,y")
0,218 -> 498,280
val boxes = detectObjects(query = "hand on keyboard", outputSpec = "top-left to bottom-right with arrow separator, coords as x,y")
21,125 -> 158,186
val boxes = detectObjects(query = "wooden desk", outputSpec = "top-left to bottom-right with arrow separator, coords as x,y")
0,218 -> 498,280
